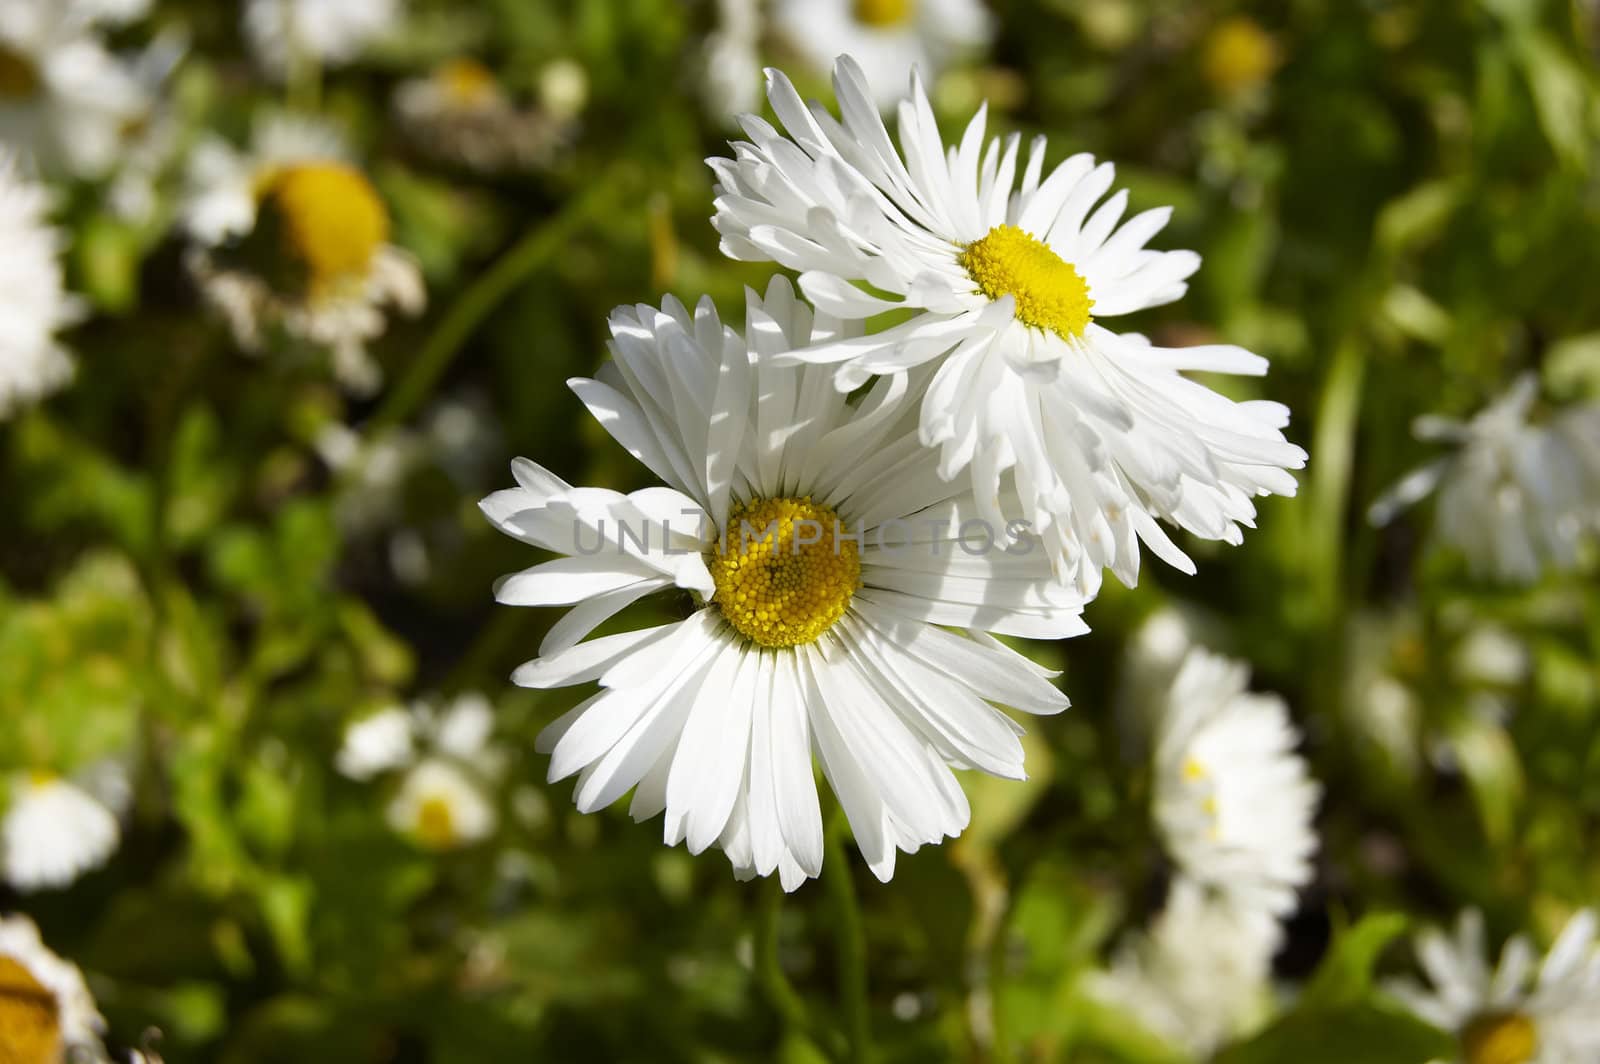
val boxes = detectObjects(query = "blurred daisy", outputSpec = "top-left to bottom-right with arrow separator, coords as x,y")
1370,375 -> 1600,583
105,30 -> 188,227
394,58 -> 569,172
0,0 -> 147,178
1091,878 -> 1277,1056
1201,16 -> 1282,98
710,58 -> 1306,597
701,0 -> 763,124
1152,648 -> 1319,920
386,758 -> 497,851
181,114 -> 424,394
0,914 -> 107,1063
70,0 -> 152,25
481,277 -> 1085,891
1,772 -> 121,892
338,693 -> 503,850
772,0 -> 994,110
0,154 -> 80,419
1386,909 -> 1600,1064
243,0 -> 402,77
336,705 -> 416,781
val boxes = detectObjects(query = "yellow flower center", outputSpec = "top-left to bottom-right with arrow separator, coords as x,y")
1462,1011 -> 1538,1064
959,225 -> 1095,340
1202,16 -> 1281,95
709,497 -> 861,648
854,0 -> 915,28
257,163 -> 390,298
0,46 -> 41,100
416,795 -> 458,850
436,58 -> 500,108
0,955 -> 62,1064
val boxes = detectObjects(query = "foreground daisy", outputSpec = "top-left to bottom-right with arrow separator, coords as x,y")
243,0 -> 402,77
710,57 -> 1306,596
1151,647 -> 1319,920
481,278 -> 1084,890
0,914 -> 108,1063
1091,877 -> 1277,1056
0,153 -> 80,420
181,114 -> 424,394
771,0 -> 994,111
1385,909 -> 1600,1064
337,693 -> 503,851
2,772 -> 121,893
0,0 -> 148,179
1369,375 -> 1600,584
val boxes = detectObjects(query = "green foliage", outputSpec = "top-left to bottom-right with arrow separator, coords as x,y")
3,0 -> 1599,1062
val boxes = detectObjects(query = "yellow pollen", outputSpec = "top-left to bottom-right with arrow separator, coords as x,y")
0,46 -> 41,100
416,795 -> 458,850
708,497 -> 861,648
959,225 -> 1094,339
1182,757 -> 1208,782
1461,1011 -> 1538,1064
0,955 -> 62,1064
436,58 -> 500,108
1202,17 -> 1281,95
854,0 -> 915,28
258,163 -> 389,297
26,770 -> 56,789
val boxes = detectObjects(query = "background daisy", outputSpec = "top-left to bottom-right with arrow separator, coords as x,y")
0,152 -> 80,419
181,113 -> 424,393
772,0 -> 994,110
0,914 -> 107,1063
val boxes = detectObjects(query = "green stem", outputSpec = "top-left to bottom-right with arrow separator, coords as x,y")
369,168 -> 629,434
758,881 -> 813,1034
825,816 -> 872,1064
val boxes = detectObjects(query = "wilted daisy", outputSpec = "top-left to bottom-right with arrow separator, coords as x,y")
1091,877 -> 1277,1056
771,0 -> 994,110
394,58 -> 569,172
0,914 -> 108,1063
181,114 -> 424,394
1386,909 -> 1600,1064
481,277 -> 1084,890
1152,647 -> 1319,919
710,58 -> 1307,596
1370,375 -> 1600,584
0,154 -> 80,420
1,771 -> 121,893
243,0 -> 402,77
0,0 -> 148,179
338,693 -> 503,850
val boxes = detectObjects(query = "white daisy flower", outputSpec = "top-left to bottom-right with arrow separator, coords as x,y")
336,705 -> 416,781
0,153 -> 80,420
1,773 -> 120,893
481,277 -> 1085,890
1386,909 -> 1600,1064
710,58 -> 1307,596
771,0 -> 994,111
1091,877 -> 1277,1057
1152,647 -> 1319,920
69,0 -> 152,26
393,58 -> 568,173
0,0 -> 149,179
0,914 -> 108,1063
386,758 -> 497,852
181,114 -> 425,394
243,0 -> 402,77
1369,374 -> 1600,584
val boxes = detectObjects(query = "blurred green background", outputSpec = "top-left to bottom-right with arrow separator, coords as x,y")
3,0 -> 1599,1061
